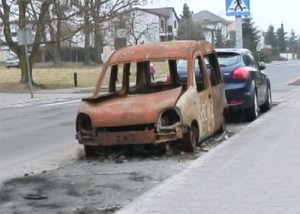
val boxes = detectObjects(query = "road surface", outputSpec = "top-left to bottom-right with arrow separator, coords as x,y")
0,97 -> 81,171
0,60 -> 299,176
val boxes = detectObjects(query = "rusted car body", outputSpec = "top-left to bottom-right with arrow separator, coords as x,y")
75,40 -> 228,156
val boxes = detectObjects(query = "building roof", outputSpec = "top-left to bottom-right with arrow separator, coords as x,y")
192,10 -> 230,25
138,7 -> 179,21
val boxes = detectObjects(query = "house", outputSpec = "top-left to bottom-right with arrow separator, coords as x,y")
0,21 -> 36,62
139,7 -> 179,42
102,7 -> 179,49
0,21 -> 19,62
228,20 -> 236,41
192,10 -> 231,45
229,21 -> 269,50
100,7 -> 180,62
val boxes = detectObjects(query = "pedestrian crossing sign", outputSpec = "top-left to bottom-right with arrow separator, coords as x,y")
226,0 -> 250,16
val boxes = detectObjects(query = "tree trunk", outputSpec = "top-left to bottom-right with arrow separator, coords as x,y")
20,49 -> 33,85
83,0 -> 91,65
52,47 -> 62,66
94,26 -> 103,64
84,32 -> 91,65
54,0 -> 63,66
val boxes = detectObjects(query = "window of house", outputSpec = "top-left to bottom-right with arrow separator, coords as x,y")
174,20 -> 177,29
114,38 -> 126,50
114,19 -> 126,29
160,20 -> 164,31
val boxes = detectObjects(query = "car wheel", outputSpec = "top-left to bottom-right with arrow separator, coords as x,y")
216,116 -> 226,134
181,125 -> 198,152
260,83 -> 272,113
84,145 -> 97,157
244,90 -> 259,122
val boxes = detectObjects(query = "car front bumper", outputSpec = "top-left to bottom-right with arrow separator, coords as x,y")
76,123 -> 188,146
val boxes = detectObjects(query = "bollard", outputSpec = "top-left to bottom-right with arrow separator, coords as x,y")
74,72 -> 78,87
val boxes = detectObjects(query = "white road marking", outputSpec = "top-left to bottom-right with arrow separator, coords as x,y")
0,98 -> 81,109
38,99 -> 80,107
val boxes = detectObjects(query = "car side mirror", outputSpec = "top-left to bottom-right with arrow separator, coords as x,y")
259,62 -> 266,70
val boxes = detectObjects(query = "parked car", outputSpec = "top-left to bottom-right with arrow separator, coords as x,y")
216,48 -> 272,121
174,47 -> 272,122
75,40 -> 228,157
6,55 -> 20,68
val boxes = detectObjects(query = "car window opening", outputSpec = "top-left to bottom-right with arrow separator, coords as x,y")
102,59 -> 201,95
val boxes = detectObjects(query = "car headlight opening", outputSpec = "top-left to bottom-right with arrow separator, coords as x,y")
77,113 -> 92,132
160,108 -> 182,126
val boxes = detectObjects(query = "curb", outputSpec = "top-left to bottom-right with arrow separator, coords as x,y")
283,75 -> 300,86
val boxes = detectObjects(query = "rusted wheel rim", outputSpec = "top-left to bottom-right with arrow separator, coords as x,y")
190,128 -> 197,149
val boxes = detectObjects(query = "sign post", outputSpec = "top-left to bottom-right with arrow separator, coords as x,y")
226,0 -> 250,48
256,42 -> 261,61
17,28 -> 33,98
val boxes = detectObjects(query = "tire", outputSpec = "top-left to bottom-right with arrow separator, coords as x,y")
260,83 -> 272,113
181,125 -> 198,153
244,90 -> 259,122
216,116 -> 226,134
84,145 -> 97,157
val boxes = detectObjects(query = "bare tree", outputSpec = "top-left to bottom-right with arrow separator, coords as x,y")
126,9 -> 158,45
71,0 -> 150,65
43,0 -> 83,66
178,18 -> 205,41
0,0 -> 54,85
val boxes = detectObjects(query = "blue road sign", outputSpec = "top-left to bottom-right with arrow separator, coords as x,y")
226,0 -> 250,16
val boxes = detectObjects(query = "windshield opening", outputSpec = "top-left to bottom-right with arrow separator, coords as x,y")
97,58 -> 191,95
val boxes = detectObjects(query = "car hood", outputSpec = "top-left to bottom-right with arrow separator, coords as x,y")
78,87 -> 182,127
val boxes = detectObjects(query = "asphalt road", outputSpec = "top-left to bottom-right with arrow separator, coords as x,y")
0,103 -> 80,171
0,60 -> 299,176
264,61 -> 300,92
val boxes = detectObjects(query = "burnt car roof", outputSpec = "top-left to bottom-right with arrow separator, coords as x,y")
107,40 -> 215,65
215,48 -> 250,54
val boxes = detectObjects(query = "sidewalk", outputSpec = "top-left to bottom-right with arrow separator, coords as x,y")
116,88 -> 300,214
269,59 -> 299,66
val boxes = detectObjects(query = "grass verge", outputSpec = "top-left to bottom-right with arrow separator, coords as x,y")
0,61 -> 169,93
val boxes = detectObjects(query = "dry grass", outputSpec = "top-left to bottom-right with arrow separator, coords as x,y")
0,61 -> 169,92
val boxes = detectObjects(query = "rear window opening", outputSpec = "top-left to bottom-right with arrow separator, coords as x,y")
216,53 -> 241,67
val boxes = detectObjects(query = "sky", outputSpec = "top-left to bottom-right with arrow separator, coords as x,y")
147,0 -> 300,35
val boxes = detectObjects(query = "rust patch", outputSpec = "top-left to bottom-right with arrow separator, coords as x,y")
79,87 -> 182,127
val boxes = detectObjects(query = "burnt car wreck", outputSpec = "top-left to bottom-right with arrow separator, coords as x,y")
76,40 -> 228,156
